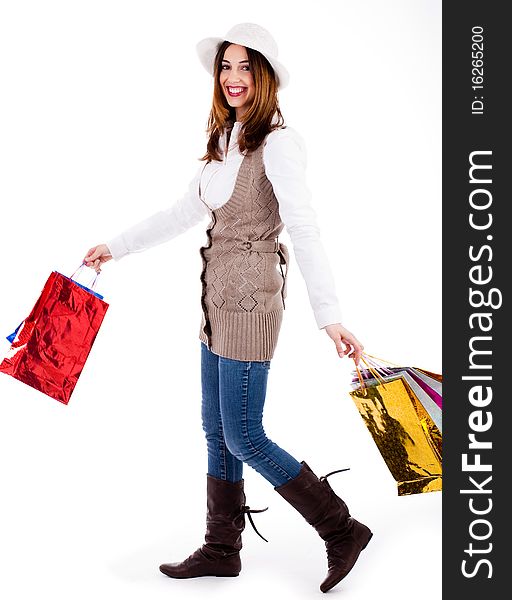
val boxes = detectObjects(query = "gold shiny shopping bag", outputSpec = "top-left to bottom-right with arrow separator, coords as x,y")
350,374 -> 442,496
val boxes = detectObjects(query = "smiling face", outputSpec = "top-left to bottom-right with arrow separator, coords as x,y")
219,44 -> 255,121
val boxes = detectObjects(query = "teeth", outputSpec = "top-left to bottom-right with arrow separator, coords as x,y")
228,87 -> 244,93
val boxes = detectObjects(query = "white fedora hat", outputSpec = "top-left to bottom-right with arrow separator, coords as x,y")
196,22 -> 290,90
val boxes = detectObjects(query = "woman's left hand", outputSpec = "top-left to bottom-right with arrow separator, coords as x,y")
323,323 -> 364,365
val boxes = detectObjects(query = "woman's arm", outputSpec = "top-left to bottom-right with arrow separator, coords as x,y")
264,127 -> 363,363
105,163 -> 209,261
263,127 -> 343,329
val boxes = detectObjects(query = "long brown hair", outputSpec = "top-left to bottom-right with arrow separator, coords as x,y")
199,41 -> 285,162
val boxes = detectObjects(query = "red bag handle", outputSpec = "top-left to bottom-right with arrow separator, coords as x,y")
70,262 -> 101,290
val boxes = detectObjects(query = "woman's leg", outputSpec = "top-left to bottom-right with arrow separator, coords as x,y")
200,341 -> 243,482
217,354 -> 303,487
205,350 -> 371,594
159,343 -> 247,579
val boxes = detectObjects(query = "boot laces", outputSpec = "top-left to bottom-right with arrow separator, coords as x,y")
319,468 -> 350,482
236,505 -> 269,543
233,468 -> 350,544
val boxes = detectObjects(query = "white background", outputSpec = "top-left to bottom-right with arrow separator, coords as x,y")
0,1 -> 441,598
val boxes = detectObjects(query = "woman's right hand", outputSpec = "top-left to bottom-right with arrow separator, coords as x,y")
83,244 -> 113,273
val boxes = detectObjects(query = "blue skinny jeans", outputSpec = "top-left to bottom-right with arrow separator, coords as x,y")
200,341 -> 303,487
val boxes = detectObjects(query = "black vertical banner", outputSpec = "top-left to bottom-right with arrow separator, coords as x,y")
443,2 -> 509,597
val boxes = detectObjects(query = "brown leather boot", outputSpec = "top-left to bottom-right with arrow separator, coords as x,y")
275,461 -> 372,593
159,475 -> 268,579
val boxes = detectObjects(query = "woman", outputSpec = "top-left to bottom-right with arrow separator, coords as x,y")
83,23 -> 372,593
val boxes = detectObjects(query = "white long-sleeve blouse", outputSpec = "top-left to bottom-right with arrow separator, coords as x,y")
106,122 -> 343,330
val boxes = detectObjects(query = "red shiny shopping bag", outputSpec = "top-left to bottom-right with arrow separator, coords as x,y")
0,264 -> 109,404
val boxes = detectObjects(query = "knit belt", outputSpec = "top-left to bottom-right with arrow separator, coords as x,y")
237,239 -> 289,267
238,239 -> 280,252
238,239 -> 289,308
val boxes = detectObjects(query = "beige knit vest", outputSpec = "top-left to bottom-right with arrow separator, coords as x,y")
198,137 -> 290,361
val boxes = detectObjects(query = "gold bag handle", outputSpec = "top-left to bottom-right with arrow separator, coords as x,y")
354,352 -> 389,396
